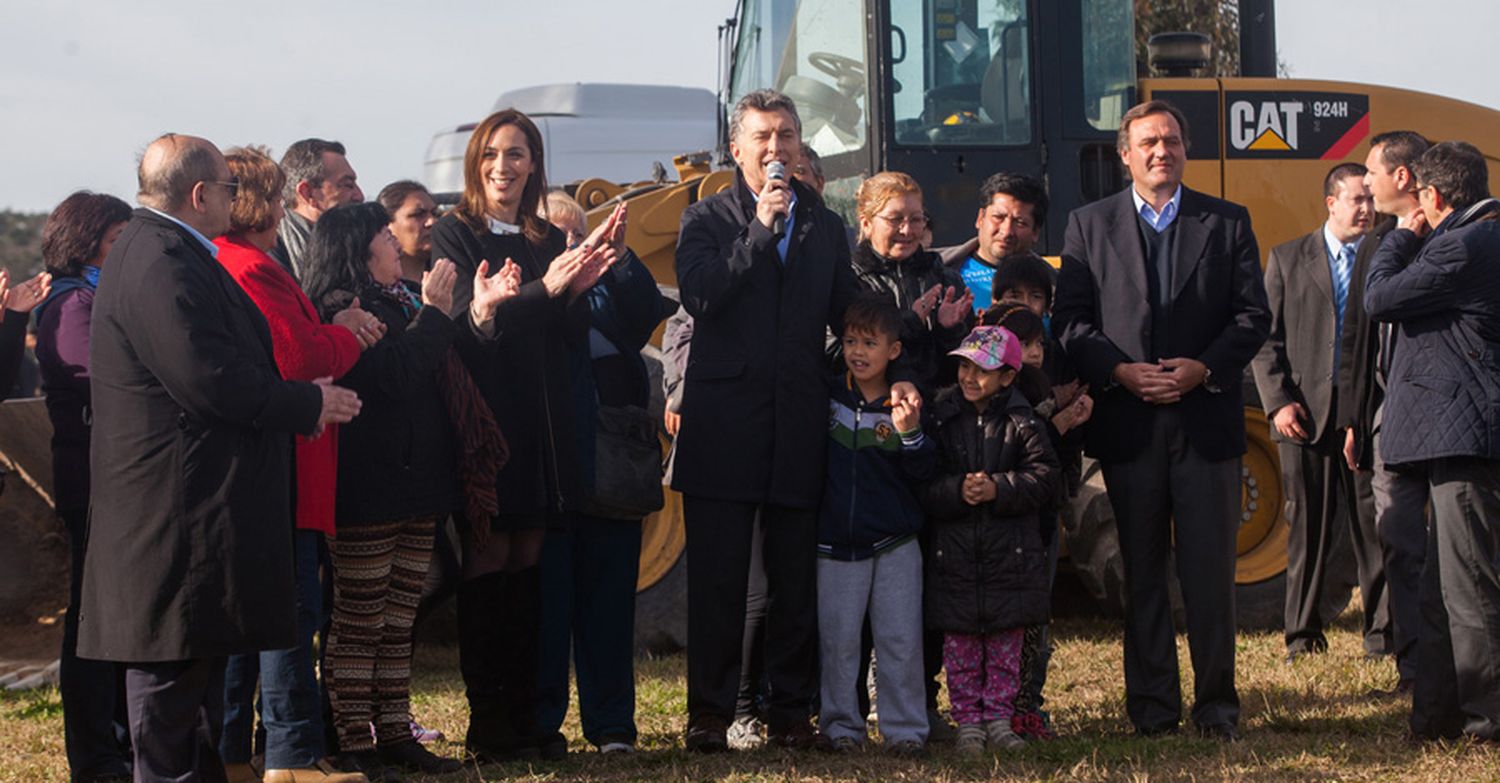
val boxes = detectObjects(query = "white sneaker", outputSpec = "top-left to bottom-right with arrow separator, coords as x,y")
727,716 -> 766,750
599,741 -> 635,754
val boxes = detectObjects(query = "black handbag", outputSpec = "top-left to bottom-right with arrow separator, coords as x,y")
580,403 -> 665,520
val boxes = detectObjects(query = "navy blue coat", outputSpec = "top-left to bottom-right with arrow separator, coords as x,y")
672,172 -> 859,509
817,375 -> 937,561
1364,202 -> 1500,466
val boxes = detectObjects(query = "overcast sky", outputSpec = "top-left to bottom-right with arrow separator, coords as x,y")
2,0 -> 1497,212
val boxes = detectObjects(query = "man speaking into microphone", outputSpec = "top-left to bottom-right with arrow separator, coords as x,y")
674,89 -> 911,751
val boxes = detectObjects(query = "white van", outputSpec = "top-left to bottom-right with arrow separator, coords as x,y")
423,83 -> 718,199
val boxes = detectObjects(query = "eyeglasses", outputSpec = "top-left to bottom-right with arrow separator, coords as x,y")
875,213 -> 929,230
206,178 -> 240,199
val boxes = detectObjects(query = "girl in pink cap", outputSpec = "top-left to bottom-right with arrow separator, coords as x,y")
919,325 -> 1061,755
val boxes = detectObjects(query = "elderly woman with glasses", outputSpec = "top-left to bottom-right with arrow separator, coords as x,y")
847,171 -> 973,397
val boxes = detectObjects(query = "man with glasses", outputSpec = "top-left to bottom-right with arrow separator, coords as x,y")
273,139 -> 364,281
77,134 -> 362,781
941,172 -> 1049,314
1364,140 -> 1500,741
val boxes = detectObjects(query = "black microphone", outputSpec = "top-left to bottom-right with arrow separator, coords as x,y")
767,160 -> 787,235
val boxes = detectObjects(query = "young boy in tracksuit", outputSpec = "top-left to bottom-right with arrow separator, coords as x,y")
817,295 -> 936,757
922,325 -> 1059,754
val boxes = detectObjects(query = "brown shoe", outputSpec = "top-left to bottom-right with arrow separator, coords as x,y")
768,721 -> 830,751
261,758 -> 369,783
685,715 -> 730,753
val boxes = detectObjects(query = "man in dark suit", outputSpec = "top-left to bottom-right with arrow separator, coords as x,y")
78,134 -> 362,781
1366,141 -> 1500,741
673,89 -> 915,752
1339,131 -> 1432,693
1053,99 -> 1270,741
1252,163 -> 1389,662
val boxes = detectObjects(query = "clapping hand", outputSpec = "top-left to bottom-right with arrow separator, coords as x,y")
332,297 -> 385,350
421,259 -> 458,314
542,203 -> 628,298
935,286 -> 973,328
0,270 -> 51,313
961,472 -> 997,506
1051,388 -> 1094,434
911,284 -> 941,321
471,258 -> 522,323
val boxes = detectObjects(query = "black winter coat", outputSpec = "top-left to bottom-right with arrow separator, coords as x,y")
1365,201 -> 1500,466
845,242 -> 972,396
431,217 -> 587,517
80,210 -> 322,662
921,385 -> 1059,634
324,286 -> 460,525
672,172 -> 859,508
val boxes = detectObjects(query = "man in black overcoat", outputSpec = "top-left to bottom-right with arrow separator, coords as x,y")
1251,163 -> 1390,662
78,134 -> 360,781
672,89 -> 914,751
1052,100 -> 1269,741
1364,140 -> 1500,741
1338,131 -> 1433,693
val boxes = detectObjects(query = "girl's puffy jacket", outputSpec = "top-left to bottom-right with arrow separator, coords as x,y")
921,384 -> 1059,633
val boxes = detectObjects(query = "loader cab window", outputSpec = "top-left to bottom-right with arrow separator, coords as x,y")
728,0 -> 870,160
1081,0 -> 1134,131
728,0 -> 871,220
888,0 -> 1032,147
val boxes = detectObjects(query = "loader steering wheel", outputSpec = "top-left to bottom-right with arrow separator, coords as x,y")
809,52 -> 865,88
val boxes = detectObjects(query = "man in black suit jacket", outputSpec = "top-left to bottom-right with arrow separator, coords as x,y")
1252,163 -> 1389,662
1337,131 -> 1433,692
78,134 -> 361,781
673,90 -> 915,752
1053,100 -> 1269,740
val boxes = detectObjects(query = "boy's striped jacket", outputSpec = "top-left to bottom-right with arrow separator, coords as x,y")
817,373 -> 937,560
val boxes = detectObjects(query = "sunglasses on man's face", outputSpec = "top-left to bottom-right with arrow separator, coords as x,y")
206,178 -> 240,199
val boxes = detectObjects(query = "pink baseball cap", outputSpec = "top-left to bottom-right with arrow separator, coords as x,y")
948,326 -> 1023,371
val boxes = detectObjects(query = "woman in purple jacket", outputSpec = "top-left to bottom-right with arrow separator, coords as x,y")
33,190 -> 133,783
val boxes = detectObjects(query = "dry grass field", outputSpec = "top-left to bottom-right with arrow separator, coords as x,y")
3,604 -> 1497,782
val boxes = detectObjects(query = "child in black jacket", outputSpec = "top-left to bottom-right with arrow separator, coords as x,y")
922,325 -> 1059,755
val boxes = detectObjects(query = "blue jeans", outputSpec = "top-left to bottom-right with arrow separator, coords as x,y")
221,530 -> 326,767
536,517 -> 642,746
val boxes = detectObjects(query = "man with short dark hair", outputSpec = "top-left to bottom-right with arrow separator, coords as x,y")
1252,162 -> 1389,663
942,172 -> 1049,313
273,138 -> 363,279
79,134 -> 362,781
1053,99 -> 1269,741
1339,130 -> 1432,693
673,88 -> 916,753
1365,140 -> 1500,741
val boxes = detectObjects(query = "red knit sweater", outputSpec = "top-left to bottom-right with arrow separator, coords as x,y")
216,235 -> 361,535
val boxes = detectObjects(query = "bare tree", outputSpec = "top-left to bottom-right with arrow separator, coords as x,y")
1135,0 -> 1241,77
